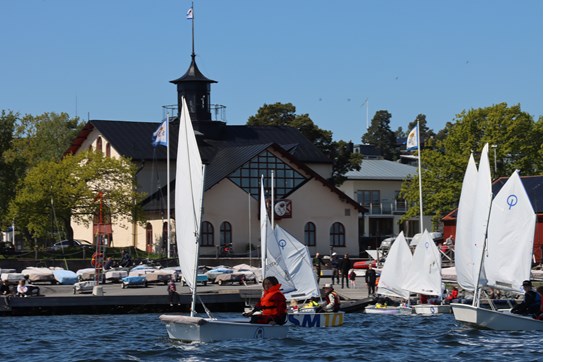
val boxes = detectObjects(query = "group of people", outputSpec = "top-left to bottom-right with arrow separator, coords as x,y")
0,279 -> 35,297
314,252 -> 379,297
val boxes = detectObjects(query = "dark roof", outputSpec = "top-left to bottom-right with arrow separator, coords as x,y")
442,175 -> 543,221
65,120 -> 330,165
171,57 -> 217,84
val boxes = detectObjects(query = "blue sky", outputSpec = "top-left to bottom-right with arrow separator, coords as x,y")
1,0 -> 543,143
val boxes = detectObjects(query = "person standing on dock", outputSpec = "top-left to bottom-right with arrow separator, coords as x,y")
365,264 -> 377,296
330,253 -> 340,285
339,254 -> 352,288
313,252 -> 324,284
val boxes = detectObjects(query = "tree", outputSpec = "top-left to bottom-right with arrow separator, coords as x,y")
0,111 -> 22,226
7,151 -> 146,243
361,110 -> 398,160
247,102 -> 361,185
399,103 -> 542,227
4,112 -> 84,168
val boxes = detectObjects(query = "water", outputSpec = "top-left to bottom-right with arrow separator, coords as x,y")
0,313 -> 542,361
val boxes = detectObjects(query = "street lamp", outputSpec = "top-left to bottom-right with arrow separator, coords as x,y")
491,144 -> 497,176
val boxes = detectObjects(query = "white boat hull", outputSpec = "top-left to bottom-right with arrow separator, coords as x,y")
413,304 -> 452,315
287,312 -> 344,327
451,303 -> 542,331
364,305 -> 412,315
159,315 -> 289,342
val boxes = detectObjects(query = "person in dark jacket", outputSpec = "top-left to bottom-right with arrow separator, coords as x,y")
339,254 -> 352,288
511,280 -> 541,316
364,264 -> 377,296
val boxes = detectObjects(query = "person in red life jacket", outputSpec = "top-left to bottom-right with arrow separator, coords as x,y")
317,283 -> 341,312
243,276 -> 287,325
444,287 -> 459,304
419,294 -> 429,304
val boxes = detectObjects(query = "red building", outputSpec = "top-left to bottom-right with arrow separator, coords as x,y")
441,175 -> 543,265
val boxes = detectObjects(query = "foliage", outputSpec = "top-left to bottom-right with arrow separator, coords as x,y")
399,103 -> 542,227
0,111 -> 22,226
361,110 -> 399,160
7,151 -> 147,242
247,102 -> 362,185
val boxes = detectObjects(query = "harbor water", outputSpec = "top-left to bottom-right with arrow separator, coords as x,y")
0,312 -> 542,361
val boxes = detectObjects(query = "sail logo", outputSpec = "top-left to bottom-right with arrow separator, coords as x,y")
254,327 -> 265,339
278,238 -> 287,249
506,194 -> 518,210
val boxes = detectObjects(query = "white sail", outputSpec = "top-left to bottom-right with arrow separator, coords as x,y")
274,225 -> 320,300
260,177 -> 295,294
376,231 -> 412,300
484,171 -> 536,292
402,230 -> 442,297
175,98 -> 204,301
459,144 -> 492,291
454,153 -> 478,291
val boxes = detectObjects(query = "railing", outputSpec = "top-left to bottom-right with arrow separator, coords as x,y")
161,104 -> 227,123
363,199 -> 409,215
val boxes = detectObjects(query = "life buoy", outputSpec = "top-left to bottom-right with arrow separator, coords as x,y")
91,252 -> 104,268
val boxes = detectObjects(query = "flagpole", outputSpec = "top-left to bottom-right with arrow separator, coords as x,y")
191,1 -> 195,58
166,113 -> 172,259
417,123 -> 424,232
271,170 -> 275,230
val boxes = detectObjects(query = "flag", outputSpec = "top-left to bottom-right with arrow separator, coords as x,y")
186,8 -> 193,19
152,119 -> 168,147
407,126 -> 418,151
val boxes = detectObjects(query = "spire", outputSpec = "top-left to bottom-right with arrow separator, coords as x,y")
171,2 -> 217,122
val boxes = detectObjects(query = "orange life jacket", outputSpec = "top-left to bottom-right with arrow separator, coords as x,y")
258,283 -> 286,317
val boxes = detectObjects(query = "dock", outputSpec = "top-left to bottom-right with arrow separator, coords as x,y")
1,278 -> 373,316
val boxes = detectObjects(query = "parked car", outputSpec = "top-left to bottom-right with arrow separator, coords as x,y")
205,266 -> 234,283
48,239 -> 92,251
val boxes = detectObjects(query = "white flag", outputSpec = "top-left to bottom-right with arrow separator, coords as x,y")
152,119 -> 168,147
407,126 -> 418,150
186,8 -> 193,19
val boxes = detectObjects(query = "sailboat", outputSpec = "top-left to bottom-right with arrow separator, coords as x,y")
159,99 -> 289,342
259,175 -> 343,327
451,144 -> 542,330
402,230 -> 451,315
364,231 -> 413,315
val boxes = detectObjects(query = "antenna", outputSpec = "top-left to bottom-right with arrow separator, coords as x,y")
361,98 -> 369,129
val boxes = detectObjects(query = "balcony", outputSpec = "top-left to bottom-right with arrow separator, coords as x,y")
363,199 -> 409,215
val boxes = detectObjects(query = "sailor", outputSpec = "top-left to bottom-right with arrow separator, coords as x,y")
318,283 -> 340,312
243,276 -> 287,325
511,280 -> 541,316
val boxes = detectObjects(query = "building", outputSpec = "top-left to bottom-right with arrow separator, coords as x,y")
338,157 -> 433,254
65,16 -> 365,257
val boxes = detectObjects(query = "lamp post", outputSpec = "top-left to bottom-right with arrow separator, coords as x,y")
491,144 -> 497,177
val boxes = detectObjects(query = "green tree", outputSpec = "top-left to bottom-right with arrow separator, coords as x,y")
4,112 -> 84,168
8,151 -> 146,242
400,103 -> 542,228
247,102 -> 361,185
361,110 -> 398,160
0,110 -> 22,227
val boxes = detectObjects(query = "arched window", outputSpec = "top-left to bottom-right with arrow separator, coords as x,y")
330,222 -> 346,247
96,137 -> 103,154
220,222 -> 232,246
106,143 -> 111,158
304,222 -> 316,246
146,223 -> 153,253
201,221 -> 214,246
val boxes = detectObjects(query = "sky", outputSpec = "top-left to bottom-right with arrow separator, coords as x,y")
0,0 -> 543,143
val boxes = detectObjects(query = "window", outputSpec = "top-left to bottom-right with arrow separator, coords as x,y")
304,222 -> 316,246
96,137 -> 103,154
220,221 -> 232,246
330,222 -> 345,247
357,190 -> 380,213
201,221 -> 214,246
106,143 -> 111,158
146,223 -> 153,253
228,150 -> 306,200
